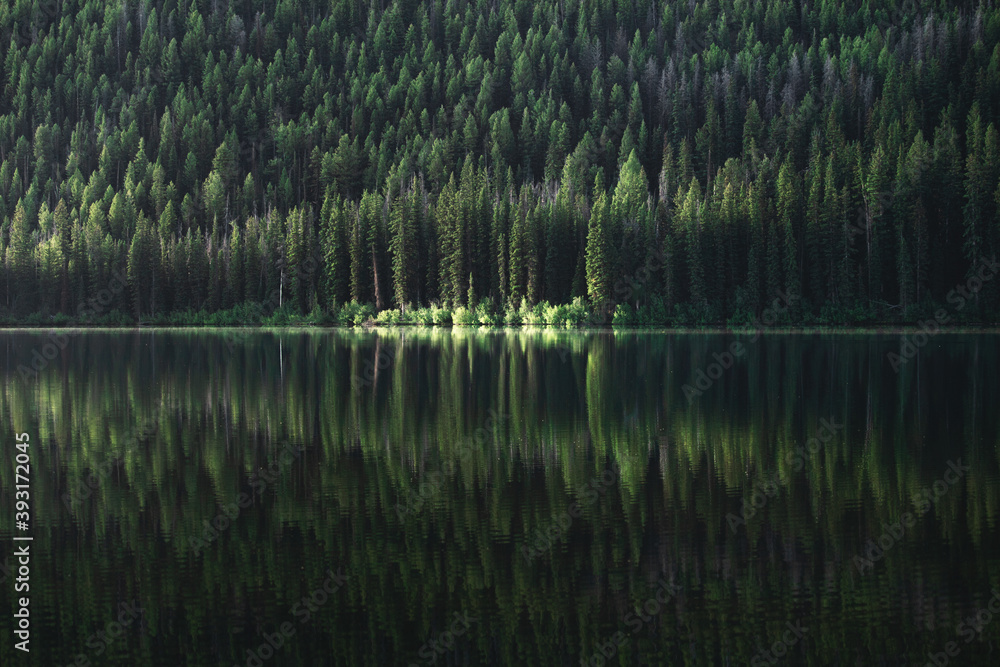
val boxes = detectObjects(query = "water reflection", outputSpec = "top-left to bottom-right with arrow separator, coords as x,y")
0,328 -> 998,665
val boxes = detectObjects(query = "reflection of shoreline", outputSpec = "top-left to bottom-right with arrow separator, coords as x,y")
15,330 -> 998,529
60,410 -> 161,514
396,409 -> 509,520
5,330 -> 999,666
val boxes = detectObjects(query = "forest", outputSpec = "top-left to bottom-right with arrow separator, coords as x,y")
1,0 -> 999,325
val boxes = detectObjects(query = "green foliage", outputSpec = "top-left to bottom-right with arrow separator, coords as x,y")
374,308 -> 402,325
338,301 -> 376,326
452,306 -> 479,326
0,0 -> 998,324
429,303 -> 453,325
544,298 -> 591,326
612,303 -> 638,325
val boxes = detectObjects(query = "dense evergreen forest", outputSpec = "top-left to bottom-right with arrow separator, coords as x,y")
1,0 -> 999,325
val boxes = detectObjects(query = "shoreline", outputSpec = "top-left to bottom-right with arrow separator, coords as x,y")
2,324 -> 1000,334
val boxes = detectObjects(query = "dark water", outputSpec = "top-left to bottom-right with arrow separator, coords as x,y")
1,328 -> 999,666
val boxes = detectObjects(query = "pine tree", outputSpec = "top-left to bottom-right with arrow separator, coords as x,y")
524,202 -> 542,305
777,159 -> 801,308
37,237 -> 64,315
320,193 -> 348,308
350,196 -> 375,305
244,214 -> 262,305
128,213 -> 159,319
497,230 -> 509,306
837,184 -> 856,307
508,203 -> 526,309
285,207 -> 304,312
864,145 -> 889,302
5,202 -> 35,314
54,199 -> 71,313
805,155 -> 826,306
585,190 -> 612,306
612,149 -> 649,283
821,155 -> 840,304
390,185 -> 417,310
436,175 -> 463,306
186,229 -> 209,310
467,272 -> 477,310
226,222 -> 245,308
544,196 -> 574,304
678,177 -> 707,308
963,106 -> 987,270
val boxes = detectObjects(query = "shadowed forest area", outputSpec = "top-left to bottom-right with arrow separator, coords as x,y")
1,0 -> 999,325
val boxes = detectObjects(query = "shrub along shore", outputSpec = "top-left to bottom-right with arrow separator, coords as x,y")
3,295 -> 998,328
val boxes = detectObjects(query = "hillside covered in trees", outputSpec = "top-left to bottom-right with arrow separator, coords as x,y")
1,0 -> 999,325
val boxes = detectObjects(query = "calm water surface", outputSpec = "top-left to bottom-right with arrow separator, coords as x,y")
1,328 -> 999,666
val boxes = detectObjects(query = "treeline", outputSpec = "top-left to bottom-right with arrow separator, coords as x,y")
1,0 -> 999,324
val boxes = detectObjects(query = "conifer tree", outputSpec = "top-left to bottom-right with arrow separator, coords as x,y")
127,213 -> 159,318
390,186 -> 418,310
6,202 -> 35,314
54,199 -> 71,312
777,159 -> 801,307
508,204 -> 526,309
585,190 -> 612,306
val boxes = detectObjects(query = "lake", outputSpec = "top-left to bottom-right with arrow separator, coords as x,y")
1,328 -> 999,666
